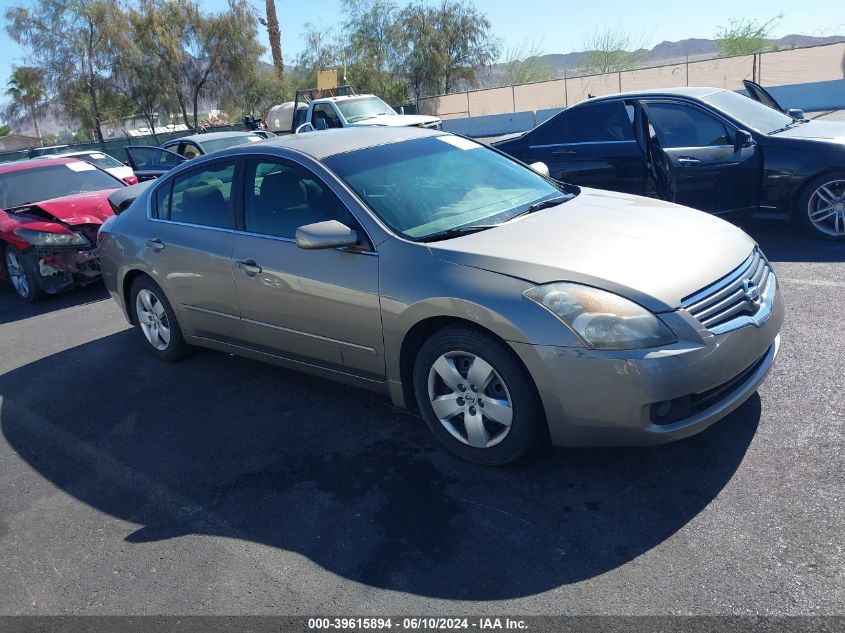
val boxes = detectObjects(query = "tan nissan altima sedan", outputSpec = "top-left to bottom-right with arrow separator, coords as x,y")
98,127 -> 783,464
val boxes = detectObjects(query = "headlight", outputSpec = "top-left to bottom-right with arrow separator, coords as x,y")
13,228 -> 90,247
524,282 -> 677,350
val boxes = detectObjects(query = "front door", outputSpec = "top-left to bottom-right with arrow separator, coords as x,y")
147,159 -> 241,341
641,101 -> 762,213
124,146 -> 186,180
524,99 -> 647,194
231,157 -> 384,379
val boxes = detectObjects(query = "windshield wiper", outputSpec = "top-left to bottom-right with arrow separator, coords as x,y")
417,224 -> 499,243
768,118 -> 808,134
512,195 -> 570,218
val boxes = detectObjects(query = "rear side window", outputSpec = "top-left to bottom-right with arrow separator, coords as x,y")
645,103 -> 731,148
155,162 -> 236,229
534,101 -> 635,145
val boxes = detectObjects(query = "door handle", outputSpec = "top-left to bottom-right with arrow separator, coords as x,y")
236,258 -> 262,275
145,238 -> 165,251
552,149 -> 576,156
678,157 -> 700,167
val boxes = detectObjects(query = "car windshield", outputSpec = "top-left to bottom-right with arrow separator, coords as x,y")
200,135 -> 263,154
73,152 -> 124,169
702,90 -> 794,133
336,97 -> 397,123
324,135 -> 573,240
0,162 -> 120,209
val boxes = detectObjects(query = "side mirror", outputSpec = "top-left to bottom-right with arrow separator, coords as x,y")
786,108 -> 805,120
529,161 -> 550,177
296,220 -> 359,250
735,130 -> 753,149
314,117 -> 328,131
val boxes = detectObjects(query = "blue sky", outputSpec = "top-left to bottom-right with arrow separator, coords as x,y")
0,0 -> 842,103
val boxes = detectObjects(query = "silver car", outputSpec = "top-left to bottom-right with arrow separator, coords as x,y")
99,127 -> 783,464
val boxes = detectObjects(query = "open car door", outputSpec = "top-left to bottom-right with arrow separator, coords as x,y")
124,145 -> 186,181
743,80 -> 805,119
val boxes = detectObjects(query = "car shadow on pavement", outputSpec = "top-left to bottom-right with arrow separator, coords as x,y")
737,220 -> 845,263
0,329 -> 761,600
0,282 -> 110,325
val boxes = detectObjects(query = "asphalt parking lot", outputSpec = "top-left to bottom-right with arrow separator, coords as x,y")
0,221 -> 842,615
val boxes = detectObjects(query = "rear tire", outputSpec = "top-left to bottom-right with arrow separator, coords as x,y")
3,245 -> 43,303
797,171 -> 845,239
129,276 -> 189,362
413,324 -> 545,465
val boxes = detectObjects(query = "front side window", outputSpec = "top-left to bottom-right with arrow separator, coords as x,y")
312,104 -> 341,129
324,135 -> 573,241
535,101 -> 635,145
645,102 -> 731,148
244,159 -> 357,239
156,161 -> 236,229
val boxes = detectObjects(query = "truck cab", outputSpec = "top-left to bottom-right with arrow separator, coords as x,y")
267,85 -> 441,134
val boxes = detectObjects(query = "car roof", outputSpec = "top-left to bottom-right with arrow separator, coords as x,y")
167,131 -> 260,144
0,156 -> 81,174
575,86 -> 726,106
223,126 -> 445,161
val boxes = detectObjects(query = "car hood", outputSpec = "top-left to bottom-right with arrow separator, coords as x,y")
4,189 -> 118,226
351,114 -> 440,127
427,188 -> 756,312
772,120 -> 845,142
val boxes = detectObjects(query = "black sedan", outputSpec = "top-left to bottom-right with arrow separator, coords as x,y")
494,82 -> 845,239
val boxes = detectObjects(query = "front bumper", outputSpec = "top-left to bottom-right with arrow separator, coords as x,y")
512,285 -> 784,447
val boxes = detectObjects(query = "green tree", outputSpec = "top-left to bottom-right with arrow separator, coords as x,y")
5,66 -> 47,145
501,40 -> 553,86
292,24 -> 345,90
0,124 -> 10,136
716,15 -> 781,57
6,0 -> 126,142
130,0 -> 264,128
581,27 -> 649,75
342,0 -> 407,103
398,1 -> 499,97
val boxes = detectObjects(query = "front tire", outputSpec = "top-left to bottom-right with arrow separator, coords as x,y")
130,276 -> 189,361
3,245 -> 43,303
413,325 -> 545,465
798,171 -> 845,239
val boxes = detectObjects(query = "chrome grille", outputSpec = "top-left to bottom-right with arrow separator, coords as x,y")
682,250 -> 774,334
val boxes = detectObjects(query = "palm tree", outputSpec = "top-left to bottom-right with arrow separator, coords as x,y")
6,66 -> 47,147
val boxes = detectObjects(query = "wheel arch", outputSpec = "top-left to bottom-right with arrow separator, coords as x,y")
397,315 -> 541,417
790,167 -> 845,220
122,268 -> 151,325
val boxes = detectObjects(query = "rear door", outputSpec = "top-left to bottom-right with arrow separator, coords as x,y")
146,159 -> 241,341
640,100 -> 762,213
521,99 -> 647,194
231,156 -> 384,378
124,146 -> 186,180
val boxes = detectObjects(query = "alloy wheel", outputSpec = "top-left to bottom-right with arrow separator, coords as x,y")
135,288 -> 171,351
807,179 -> 845,237
5,250 -> 30,299
427,351 -> 513,448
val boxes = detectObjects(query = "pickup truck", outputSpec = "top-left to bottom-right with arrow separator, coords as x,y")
266,85 -> 441,133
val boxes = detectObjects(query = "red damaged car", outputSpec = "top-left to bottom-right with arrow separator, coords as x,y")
0,157 -> 124,302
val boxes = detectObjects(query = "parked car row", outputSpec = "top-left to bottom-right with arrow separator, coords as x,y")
1,87 -> 795,463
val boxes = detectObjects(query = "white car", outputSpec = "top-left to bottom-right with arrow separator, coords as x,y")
45,150 -> 138,185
